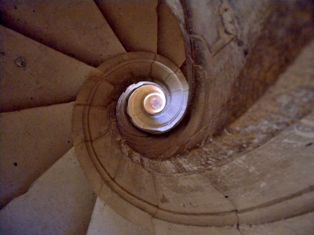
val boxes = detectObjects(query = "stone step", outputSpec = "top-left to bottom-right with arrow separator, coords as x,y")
0,102 -> 73,207
0,0 -> 125,66
157,2 -> 186,67
0,26 -> 103,112
96,0 -> 158,53
87,197 -> 151,235
0,148 -> 96,235
87,198 -> 239,235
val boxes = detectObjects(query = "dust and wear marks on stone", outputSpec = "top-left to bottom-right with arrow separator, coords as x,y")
15,56 -> 26,69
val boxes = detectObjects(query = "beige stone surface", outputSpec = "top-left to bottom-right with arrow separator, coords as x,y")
154,172 -> 235,214
87,197 -> 151,235
154,208 -> 236,227
158,2 -> 186,67
97,52 -> 156,86
239,191 -> 314,225
206,111 -> 314,224
0,0 -> 125,66
180,0 -> 313,152
153,219 -> 241,235
96,0 -> 158,52
91,134 -> 123,178
73,75 -> 114,107
0,26 -> 102,112
0,102 -> 73,207
114,157 -> 158,205
240,212 -> 314,235
74,143 -> 104,195
0,148 -> 96,235
142,39 -> 314,175
101,184 -> 155,230
72,105 -> 112,145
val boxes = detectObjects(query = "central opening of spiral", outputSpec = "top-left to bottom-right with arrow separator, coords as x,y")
126,82 -> 168,130
114,53 -> 189,136
143,89 -> 166,115
143,92 -> 166,115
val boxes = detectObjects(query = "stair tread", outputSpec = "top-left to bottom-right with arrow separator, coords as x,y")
0,102 -> 73,208
0,148 -> 96,235
87,197 -> 151,235
0,0 -> 125,66
158,2 -> 186,67
96,0 -> 158,52
0,26 -> 102,112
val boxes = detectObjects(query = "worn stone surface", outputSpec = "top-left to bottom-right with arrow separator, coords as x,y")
0,26 -> 102,112
180,0 -> 314,152
72,9 -> 314,229
87,197 -> 151,235
154,173 -> 235,214
0,0 -> 125,66
0,148 -> 96,235
153,219 -> 241,235
0,102 -> 73,208
152,212 -> 314,235
207,111 -> 314,224
158,1 -> 186,67
114,157 -> 158,206
239,191 -> 314,226
240,212 -> 314,235
98,52 -> 155,86
100,186 -> 155,231
96,0 -> 158,53
141,39 -> 314,174
73,81 -> 314,227
0,0 -> 311,233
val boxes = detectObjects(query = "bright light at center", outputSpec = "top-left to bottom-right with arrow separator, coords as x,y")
143,92 -> 166,115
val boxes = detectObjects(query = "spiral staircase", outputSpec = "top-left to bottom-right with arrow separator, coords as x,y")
0,0 -> 314,235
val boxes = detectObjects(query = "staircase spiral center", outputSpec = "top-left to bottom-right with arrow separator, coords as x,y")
142,88 -> 166,115
74,52 -> 190,160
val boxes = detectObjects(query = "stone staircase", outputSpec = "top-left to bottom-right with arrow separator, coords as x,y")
0,1 -> 313,235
